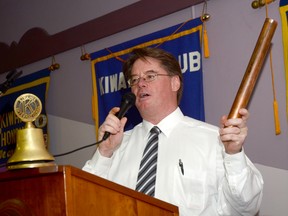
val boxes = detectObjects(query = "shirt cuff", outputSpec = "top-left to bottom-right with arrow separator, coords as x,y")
87,149 -> 113,172
223,149 -> 248,175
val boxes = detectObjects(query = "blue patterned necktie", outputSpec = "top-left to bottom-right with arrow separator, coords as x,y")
136,126 -> 161,197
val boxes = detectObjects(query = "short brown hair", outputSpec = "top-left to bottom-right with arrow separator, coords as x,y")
123,47 -> 183,104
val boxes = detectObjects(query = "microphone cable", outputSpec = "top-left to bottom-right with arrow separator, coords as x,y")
0,139 -> 105,168
53,139 -> 104,157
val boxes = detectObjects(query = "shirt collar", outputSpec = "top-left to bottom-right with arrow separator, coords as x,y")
142,107 -> 184,138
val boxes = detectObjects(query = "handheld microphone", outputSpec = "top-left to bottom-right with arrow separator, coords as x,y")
102,92 -> 136,141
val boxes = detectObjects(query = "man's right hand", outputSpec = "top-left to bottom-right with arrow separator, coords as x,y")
98,107 -> 127,157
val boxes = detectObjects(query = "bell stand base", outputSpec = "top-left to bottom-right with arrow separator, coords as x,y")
7,160 -> 57,170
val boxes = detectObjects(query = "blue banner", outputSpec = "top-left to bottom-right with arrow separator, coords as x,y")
279,0 -> 288,119
91,17 -> 205,135
0,69 -> 50,170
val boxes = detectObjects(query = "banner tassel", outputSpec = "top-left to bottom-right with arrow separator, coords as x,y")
201,1 -> 210,58
265,2 -> 281,135
273,100 -> 281,135
203,23 -> 210,58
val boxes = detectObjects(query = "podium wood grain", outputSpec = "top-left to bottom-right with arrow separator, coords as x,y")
0,165 -> 179,216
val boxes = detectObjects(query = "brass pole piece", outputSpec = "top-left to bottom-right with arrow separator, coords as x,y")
228,18 -> 277,119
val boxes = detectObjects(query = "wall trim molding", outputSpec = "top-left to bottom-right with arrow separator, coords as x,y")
0,0 -> 204,74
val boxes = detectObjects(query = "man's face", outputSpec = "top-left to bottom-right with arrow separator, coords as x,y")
130,57 -> 180,120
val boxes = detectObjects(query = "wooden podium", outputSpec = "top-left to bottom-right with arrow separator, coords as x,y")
0,165 -> 179,216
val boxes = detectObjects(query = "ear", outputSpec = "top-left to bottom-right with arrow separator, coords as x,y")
171,75 -> 181,92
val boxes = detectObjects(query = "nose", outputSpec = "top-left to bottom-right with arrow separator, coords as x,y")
137,77 -> 147,87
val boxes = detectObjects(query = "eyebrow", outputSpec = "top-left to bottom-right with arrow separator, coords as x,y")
131,70 -> 157,76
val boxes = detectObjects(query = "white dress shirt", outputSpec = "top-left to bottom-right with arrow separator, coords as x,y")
83,107 -> 263,216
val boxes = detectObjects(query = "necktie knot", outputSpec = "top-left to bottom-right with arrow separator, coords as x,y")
150,126 -> 161,136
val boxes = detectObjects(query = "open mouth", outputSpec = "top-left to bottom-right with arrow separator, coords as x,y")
139,93 -> 150,98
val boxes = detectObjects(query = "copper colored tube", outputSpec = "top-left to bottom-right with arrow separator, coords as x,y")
228,18 -> 277,119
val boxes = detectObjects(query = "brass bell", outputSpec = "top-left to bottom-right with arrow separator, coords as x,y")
7,93 -> 56,170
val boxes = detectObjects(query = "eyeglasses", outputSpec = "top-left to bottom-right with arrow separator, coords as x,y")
127,72 -> 173,86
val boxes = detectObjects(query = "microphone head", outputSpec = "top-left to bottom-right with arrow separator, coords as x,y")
117,92 -> 136,119
122,92 -> 136,105
102,92 -> 136,140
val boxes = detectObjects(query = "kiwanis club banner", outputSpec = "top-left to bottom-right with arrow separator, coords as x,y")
279,0 -> 288,119
0,69 -> 50,170
90,17 -> 205,134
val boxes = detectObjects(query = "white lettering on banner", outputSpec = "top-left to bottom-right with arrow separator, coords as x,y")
105,75 -> 109,93
179,51 -> 201,73
98,72 -> 128,95
110,74 -> 118,92
118,72 -> 127,90
180,53 -> 188,73
99,77 -> 104,95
